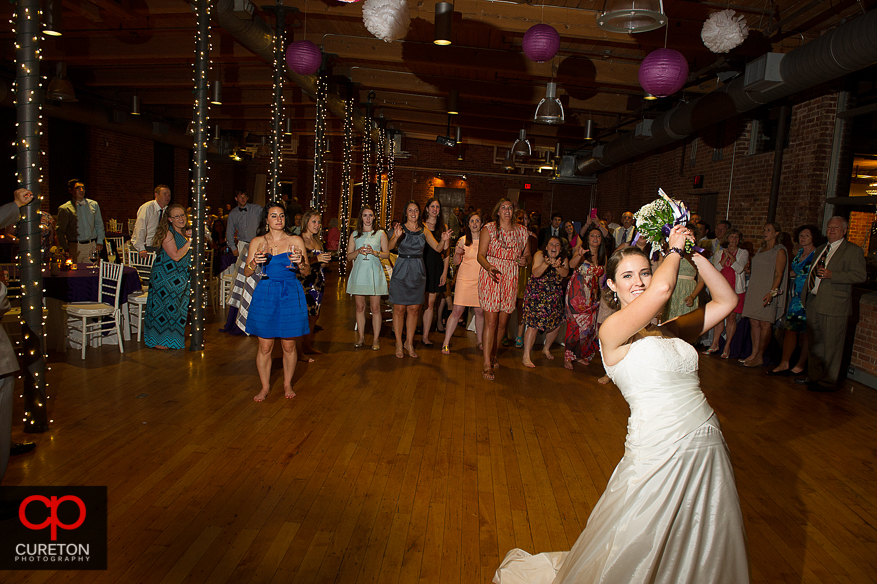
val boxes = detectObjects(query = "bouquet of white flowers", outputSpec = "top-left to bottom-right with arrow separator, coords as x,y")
632,188 -> 703,254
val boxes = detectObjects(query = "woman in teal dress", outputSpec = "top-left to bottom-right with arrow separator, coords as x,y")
244,203 -> 311,402
144,204 -> 192,350
769,224 -> 821,376
663,255 -> 702,322
345,205 -> 389,349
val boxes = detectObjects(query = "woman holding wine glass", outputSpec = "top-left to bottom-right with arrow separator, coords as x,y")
243,203 -> 311,402
144,204 -> 192,350
346,205 -> 389,349
299,209 -> 332,356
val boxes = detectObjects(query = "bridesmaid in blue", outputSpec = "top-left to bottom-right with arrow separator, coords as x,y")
345,205 -> 389,349
144,204 -> 192,350
299,208 -> 332,356
244,203 -> 311,402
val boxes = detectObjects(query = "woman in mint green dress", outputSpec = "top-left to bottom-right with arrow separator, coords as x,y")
345,205 -> 389,349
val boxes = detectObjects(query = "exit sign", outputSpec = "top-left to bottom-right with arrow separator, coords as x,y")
523,183 -> 531,190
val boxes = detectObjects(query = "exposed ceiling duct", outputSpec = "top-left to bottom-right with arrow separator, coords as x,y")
214,0 -> 379,141
576,9 -> 877,176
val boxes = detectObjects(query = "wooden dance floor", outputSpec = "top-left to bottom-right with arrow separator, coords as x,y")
4,270 -> 877,583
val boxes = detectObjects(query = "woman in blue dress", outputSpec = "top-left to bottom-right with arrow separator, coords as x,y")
299,208 -> 332,356
243,203 -> 311,402
144,204 -> 192,350
345,205 -> 389,349
769,224 -> 822,376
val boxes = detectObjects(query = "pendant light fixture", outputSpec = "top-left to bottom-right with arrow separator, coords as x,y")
584,114 -> 594,141
511,129 -> 532,157
210,80 -> 222,105
46,62 -> 77,102
447,89 -> 459,115
284,118 -> 294,135
43,0 -> 63,36
455,126 -> 462,145
212,125 -> 221,141
256,135 -> 270,157
596,0 -> 667,34
434,2 -> 453,45
131,94 -> 141,116
534,82 -> 564,125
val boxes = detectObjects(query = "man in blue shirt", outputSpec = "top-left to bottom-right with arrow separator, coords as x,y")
56,179 -> 105,263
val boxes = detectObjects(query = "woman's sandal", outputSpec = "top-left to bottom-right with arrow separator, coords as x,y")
492,359 -> 500,369
482,368 -> 495,381
405,344 -> 418,358
395,346 -> 404,359
441,345 -> 450,355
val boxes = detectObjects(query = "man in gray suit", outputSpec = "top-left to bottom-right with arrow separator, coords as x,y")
0,188 -> 34,483
796,216 -> 867,392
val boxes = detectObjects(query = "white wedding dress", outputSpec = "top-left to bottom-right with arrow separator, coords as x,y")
494,334 -> 750,584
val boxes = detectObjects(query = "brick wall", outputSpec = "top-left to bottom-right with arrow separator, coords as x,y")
86,128 -> 154,223
849,211 -> 875,250
851,292 -> 877,377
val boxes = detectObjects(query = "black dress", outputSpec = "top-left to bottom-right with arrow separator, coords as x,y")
423,224 -> 444,294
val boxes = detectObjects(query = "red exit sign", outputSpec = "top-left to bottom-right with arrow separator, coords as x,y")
523,183 -> 531,190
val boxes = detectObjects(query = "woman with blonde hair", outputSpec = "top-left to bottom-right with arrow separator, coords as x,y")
299,208 -> 332,355
740,222 -> 788,368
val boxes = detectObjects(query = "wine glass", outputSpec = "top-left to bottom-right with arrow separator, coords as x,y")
89,249 -> 99,270
287,245 -> 301,270
257,241 -> 270,279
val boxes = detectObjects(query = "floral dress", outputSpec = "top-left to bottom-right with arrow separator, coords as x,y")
783,247 -> 814,332
564,262 -> 604,363
477,222 -> 529,313
522,265 -> 564,333
298,249 -> 325,316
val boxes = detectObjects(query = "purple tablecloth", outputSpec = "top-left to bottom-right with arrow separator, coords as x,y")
43,264 -> 142,305
217,250 -> 236,275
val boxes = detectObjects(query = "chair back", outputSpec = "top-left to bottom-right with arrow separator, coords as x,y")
105,237 -> 126,263
128,251 -> 156,288
128,218 -> 136,234
107,219 -> 120,233
98,261 -> 125,309
201,247 -> 214,274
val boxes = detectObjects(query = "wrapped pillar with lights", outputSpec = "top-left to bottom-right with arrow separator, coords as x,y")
385,137 -> 395,231
188,0 -> 211,351
375,125 -> 385,225
14,0 -> 48,432
264,2 -> 298,201
361,94 -> 374,206
311,73 -> 327,210
339,95 -> 354,277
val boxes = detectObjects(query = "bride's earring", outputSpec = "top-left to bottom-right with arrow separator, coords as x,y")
613,291 -> 618,304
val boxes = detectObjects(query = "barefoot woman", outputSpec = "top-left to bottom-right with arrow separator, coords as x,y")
244,203 -> 311,401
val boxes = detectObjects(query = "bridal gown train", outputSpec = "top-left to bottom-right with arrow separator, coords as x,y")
494,334 -> 750,584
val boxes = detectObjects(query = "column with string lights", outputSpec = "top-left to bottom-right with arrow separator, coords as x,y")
311,73 -> 326,210
375,125 -> 385,225
263,2 -> 297,202
14,0 -> 48,432
361,102 -> 373,207
386,134 -> 395,231
339,94 -> 354,277
189,0 -> 210,351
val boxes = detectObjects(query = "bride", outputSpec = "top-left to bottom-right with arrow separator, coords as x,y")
494,225 -> 749,584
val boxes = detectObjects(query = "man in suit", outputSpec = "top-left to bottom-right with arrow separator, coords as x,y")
539,212 -> 563,247
796,216 -> 867,392
614,211 -> 635,247
1,188 -> 35,484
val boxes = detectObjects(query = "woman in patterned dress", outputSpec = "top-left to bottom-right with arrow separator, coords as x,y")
521,236 -> 570,368
564,224 -> 607,370
769,224 -> 821,375
144,204 -> 192,350
441,211 -> 484,354
345,205 -> 389,350
299,209 -> 332,356
477,198 -> 531,380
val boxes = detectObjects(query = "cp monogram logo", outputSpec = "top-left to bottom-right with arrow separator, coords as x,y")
19,495 -> 87,541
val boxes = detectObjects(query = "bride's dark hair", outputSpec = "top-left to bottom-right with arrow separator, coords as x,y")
603,246 -> 651,310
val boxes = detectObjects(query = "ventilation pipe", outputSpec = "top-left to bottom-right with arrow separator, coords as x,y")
214,0 -> 378,141
576,9 -> 877,176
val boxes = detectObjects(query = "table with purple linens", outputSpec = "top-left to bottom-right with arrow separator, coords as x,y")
43,264 -> 142,352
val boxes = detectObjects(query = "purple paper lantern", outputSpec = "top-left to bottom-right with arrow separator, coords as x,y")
286,40 -> 323,75
522,24 -> 560,63
638,49 -> 689,97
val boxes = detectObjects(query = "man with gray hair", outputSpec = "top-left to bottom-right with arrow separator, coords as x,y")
796,215 -> 866,392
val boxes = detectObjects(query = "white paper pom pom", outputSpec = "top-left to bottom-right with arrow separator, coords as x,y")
362,0 -> 411,43
701,9 -> 750,53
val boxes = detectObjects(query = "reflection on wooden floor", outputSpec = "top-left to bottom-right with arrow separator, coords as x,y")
4,269 -> 877,584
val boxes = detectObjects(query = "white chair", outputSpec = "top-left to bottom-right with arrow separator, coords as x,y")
127,218 -> 136,234
105,236 -> 125,264
201,247 -> 217,311
0,264 -> 48,354
128,250 -> 156,289
106,219 -> 120,233
64,261 -> 125,359
220,273 -> 235,309
126,252 -> 155,342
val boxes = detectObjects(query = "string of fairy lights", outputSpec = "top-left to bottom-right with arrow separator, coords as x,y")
12,0 -> 50,432
187,0 -> 212,351
374,125 -> 385,226
339,95 -> 354,277
385,137 -> 395,231
361,111 -> 373,207
268,1 -> 288,202
311,74 -> 327,210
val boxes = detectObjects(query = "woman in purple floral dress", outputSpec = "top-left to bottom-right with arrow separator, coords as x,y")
521,236 -> 570,368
